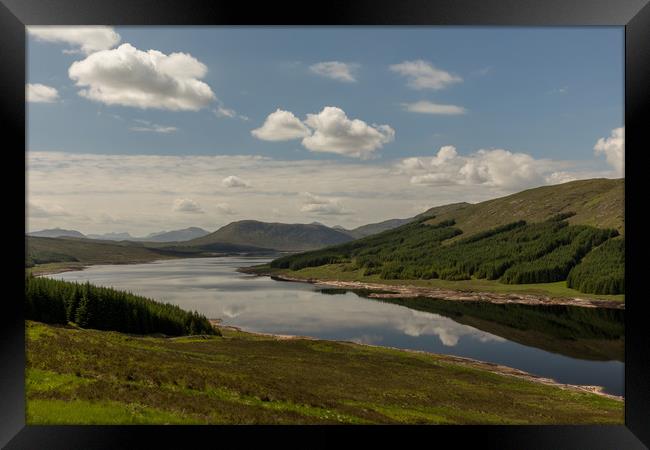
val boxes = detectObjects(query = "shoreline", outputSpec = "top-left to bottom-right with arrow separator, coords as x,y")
240,268 -> 624,310
208,319 -> 622,402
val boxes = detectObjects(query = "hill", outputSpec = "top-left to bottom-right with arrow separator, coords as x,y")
341,202 -> 470,239
187,220 -> 354,252
425,178 -> 623,239
142,227 -> 210,242
26,320 -> 622,424
25,236 -> 180,267
86,232 -> 134,241
267,179 -> 625,296
26,235 -> 274,271
29,228 -> 86,239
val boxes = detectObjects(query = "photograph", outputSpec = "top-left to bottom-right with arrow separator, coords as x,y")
22,25 -> 629,426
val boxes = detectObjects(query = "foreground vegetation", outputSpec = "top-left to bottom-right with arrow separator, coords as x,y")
25,276 -> 216,336
26,321 -> 623,425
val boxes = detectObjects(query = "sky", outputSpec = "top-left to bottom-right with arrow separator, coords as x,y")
26,26 -> 624,235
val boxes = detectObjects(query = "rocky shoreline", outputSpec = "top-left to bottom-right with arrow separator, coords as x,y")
239,268 -> 624,310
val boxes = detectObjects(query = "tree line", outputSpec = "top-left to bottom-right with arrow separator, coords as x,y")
25,275 -> 217,336
270,215 -> 624,295
566,237 -> 624,295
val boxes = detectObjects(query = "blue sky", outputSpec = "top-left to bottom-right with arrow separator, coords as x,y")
26,27 -> 624,234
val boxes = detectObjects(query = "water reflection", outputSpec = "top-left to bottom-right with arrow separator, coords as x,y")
49,256 -> 624,396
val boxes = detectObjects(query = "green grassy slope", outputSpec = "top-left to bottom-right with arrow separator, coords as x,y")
26,321 -> 622,425
26,236 -> 179,266
187,220 -> 354,251
346,202 -> 471,239
425,178 -> 623,239
266,179 -> 624,296
26,235 -> 275,271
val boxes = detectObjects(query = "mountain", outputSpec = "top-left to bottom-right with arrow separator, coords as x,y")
342,202 -> 470,239
142,227 -> 210,242
424,178 -> 624,239
345,218 -> 413,239
85,227 -> 210,242
86,232 -> 134,241
28,228 -> 86,239
186,220 -> 354,252
269,178 -> 625,295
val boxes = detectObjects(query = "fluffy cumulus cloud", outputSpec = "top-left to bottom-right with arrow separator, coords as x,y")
251,109 -> 311,141
222,175 -> 250,188
68,43 -> 215,111
26,83 -> 59,103
594,127 -> 624,176
300,192 -> 351,216
28,26 -> 121,54
309,61 -> 359,82
172,198 -> 204,214
390,60 -> 462,90
401,100 -> 466,115
251,107 -> 394,158
403,145 -> 566,190
302,107 -> 395,159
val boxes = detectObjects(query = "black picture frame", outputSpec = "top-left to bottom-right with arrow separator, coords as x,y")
3,0 -> 649,448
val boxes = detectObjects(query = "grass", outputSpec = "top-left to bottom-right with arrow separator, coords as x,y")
425,178 -> 624,238
26,320 -> 623,425
254,263 -> 625,302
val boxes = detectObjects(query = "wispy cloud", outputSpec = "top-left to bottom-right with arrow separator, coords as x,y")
401,101 -> 466,115
309,61 -> 359,83
390,60 -> 462,90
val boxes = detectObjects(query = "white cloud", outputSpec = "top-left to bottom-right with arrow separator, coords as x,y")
300,192 -> 352,216
404,145 -> 565,190
26,83 -> 60,103
222,175 -> 250,188
390,60 -> 462,90
28,26 -> 121,54
68,43 -> 216,111
214,105 -> 249,121
26,151 -> 616,235
129,120 -> 178,134
172,198 -> 204,214
302,106 -> 395,159
594,127 -> 624,176
309,61 -> 359,83
215,203 -> 236,215
251,109 -> 311,141
401,100 -> 466,115
28,202 -> 70,218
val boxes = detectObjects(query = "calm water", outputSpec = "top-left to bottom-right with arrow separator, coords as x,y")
50,256 -> 624,396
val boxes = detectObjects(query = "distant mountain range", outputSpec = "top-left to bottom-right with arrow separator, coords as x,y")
27,178 -> 624,261
30,227 -> 210,243
28,228 -> 86,239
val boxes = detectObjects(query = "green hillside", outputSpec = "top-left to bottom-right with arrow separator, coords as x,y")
26,321 -> 622,424
425,178 -> 623,239
187,220 -> 354,251
268,179 -> 625,296
345,202 -> 470,239
26,236 -> 179,267
26,235 -> 275,272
